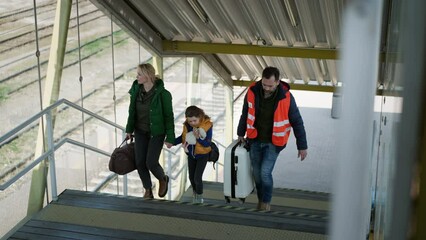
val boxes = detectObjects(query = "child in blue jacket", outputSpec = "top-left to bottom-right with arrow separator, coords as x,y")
175,106 -> 213,203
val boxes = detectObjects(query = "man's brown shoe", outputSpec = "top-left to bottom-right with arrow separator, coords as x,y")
260,202 -> 271,211
158,175 -> 169,197
143,188 -> 153,199
256,201 -> 262,210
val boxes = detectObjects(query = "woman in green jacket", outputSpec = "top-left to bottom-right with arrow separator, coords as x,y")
125,63 -> 175,199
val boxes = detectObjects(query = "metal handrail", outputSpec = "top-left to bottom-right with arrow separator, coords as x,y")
171,162 -> 188,180
0,98 -> 128,199
93,173 -> 117,192
0,96 -> 231,199
0,98 -> 125,144
0,98 -> 191,201
0,138 -> 110,191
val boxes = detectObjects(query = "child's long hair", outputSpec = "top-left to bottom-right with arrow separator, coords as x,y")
185,105 -> 210,120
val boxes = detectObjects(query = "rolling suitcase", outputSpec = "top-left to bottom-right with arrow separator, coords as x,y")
224,140 -> 255,203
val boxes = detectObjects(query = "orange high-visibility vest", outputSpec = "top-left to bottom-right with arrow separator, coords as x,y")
246,83 -> 292,146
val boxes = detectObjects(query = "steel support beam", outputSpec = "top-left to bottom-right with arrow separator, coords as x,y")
90,0 -> 163,56
162,52 -> 233,87
200,54 -> 233,87
163,40 -> 339,59
28,0 -> 72,215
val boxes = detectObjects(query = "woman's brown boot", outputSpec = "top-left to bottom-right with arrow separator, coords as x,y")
158,175 -> 169,197
143,188 -> 153,199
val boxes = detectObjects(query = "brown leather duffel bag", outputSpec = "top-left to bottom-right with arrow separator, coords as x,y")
109,138 -> 135,175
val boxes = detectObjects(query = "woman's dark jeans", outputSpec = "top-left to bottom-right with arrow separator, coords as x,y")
134,129 -> 166,189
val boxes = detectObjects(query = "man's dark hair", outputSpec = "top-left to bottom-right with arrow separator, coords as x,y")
262,67 -> 280,80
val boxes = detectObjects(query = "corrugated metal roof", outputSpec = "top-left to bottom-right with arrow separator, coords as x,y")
90,0 -> 378,89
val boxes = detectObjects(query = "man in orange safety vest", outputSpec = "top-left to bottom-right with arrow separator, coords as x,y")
237,66 -> 308,211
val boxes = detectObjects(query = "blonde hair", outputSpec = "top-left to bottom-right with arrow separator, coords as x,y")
138,63 -> 156,82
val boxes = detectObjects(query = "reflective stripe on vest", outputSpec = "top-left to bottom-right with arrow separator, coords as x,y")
246,85 -> 257,138
246,83 -> 292,146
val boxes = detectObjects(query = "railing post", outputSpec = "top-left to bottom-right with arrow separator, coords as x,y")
215,162 -> 219,182
46,111 -> 58,201
123,175 -> 128,197
167,153 -> 172,200
122,131 -> 128,196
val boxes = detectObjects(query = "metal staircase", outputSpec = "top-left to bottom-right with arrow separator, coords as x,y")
5,182 -> 330,239
1,95 -> 331,239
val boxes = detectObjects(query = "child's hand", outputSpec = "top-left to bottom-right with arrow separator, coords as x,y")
164,142 -> 173,148
193,128 -> 200,139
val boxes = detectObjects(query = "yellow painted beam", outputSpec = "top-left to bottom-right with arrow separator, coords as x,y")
233,80 -> 336,92
232,80 -> 390,95
163,40 -> 338,59
152,56 -> 163,79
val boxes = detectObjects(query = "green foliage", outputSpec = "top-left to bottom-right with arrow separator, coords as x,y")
82,30 -> 126,56
0,86 -> 9,101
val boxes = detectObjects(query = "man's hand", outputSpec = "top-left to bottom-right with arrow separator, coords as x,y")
298,149 -> 307,161
238,136 -> 246,144
164,142 -> 173,148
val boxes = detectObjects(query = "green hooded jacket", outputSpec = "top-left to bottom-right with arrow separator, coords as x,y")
125,79 -> 175,143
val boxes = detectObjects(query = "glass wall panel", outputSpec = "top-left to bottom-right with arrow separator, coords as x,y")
54,1 -> 154,197
373,0 -> 404,238
0,0 -> 54,135
162,56 -> 188,199
0,1 -> 54,236
0,0 -> 234,211
199,61 -> 229,182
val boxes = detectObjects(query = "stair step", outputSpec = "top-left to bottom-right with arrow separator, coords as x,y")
10,219 -> 192,240
181,181 -> 330,211
6,189 -> 328,239
89,178 -> 141,188
98,171 -> 140,181
43,190 -> 327,235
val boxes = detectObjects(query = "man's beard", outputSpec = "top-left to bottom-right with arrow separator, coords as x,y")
264,89 -> 275,98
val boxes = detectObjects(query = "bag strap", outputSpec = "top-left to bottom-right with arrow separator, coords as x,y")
119,135 -> 134,147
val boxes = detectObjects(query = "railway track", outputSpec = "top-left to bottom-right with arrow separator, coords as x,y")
0,8 -> 102,54
0,0 -> 136,177
2,33 -> 129,93
0,0 -> 56,24
0,0 -> 124,100
0,56 -> 187,181
0,0 -> 191,185
0,1 -> 104,72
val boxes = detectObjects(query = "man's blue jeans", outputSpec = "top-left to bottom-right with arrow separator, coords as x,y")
249,140 -> 281,203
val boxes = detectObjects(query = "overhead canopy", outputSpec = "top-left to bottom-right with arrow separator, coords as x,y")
90,0 -> 389,92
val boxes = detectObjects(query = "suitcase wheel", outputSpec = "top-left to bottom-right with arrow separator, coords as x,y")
238,198 -> 246,204
225,196 -> 230,204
